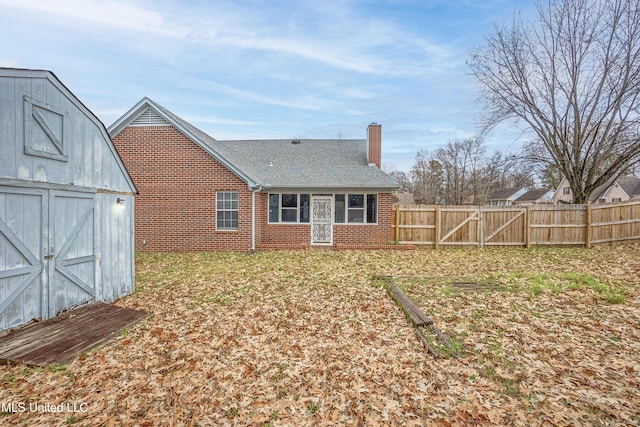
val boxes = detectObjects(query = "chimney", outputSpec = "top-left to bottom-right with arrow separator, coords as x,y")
367,122 -> 382,168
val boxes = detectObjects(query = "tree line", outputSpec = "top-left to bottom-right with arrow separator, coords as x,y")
389,137 -> 562,205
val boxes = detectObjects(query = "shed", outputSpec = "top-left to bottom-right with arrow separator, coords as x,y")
0,68 -> 137,331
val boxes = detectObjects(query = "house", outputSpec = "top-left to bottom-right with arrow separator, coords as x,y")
486,187 -> 528,206
512,188 -> 554,206
0,68 -> 137,331
552,175 -> 640,204
108,98 -> 398,252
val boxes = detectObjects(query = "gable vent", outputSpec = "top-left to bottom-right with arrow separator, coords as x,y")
130,107 -> 171,127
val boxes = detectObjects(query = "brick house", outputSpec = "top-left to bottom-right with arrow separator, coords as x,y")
109,98 -> 398,251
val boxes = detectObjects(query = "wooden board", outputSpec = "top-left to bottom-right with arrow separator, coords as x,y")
0,302 -> 146,366
385,281 -> 433,328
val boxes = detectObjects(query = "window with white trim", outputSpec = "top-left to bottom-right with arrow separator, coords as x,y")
335,193 -> 377,224
268,193 -> 310,223
216,191 -> 238,230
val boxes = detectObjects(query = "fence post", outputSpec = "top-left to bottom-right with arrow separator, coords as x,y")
525,206 -> 531,248
434,206 -> 440,249
585,204 -> 592,249
477,207 -> 484,248
394,204 -> 400,244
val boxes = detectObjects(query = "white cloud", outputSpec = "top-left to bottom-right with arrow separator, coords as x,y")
0,0 -> 184,36
0,0 -> 455,77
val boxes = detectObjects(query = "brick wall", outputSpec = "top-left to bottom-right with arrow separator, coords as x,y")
255,192 -> 393,249
112,126 -> 253,252
332,192 -> 392,245
113,125 -> 393,251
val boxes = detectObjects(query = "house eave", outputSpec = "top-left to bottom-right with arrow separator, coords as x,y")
255,185 -> 398,193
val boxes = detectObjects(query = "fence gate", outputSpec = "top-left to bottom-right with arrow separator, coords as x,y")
481,208 -> 526,247
393,205 -> 530,247
0,186 -> 96,330
437,207 -> 480,247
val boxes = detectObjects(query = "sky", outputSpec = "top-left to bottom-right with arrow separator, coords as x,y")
0,0 -> 535,172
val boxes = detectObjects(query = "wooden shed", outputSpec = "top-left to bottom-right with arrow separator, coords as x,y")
0,68 -> 136,331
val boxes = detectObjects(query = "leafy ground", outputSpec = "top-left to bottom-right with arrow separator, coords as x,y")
1,246 -> 640,426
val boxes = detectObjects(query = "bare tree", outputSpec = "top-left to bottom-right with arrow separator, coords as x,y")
405,138 -> 537,205
411,150 -> 444,204
437,141 -> 469,204
387,170 -> 413,193
469,0 -> 640,203
436,137 -> 488,204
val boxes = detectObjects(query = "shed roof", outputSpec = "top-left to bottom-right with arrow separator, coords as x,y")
392,193 -> 416,205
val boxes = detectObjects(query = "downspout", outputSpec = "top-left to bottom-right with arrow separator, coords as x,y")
251,189 -> 256,252
251,185 -> 264,252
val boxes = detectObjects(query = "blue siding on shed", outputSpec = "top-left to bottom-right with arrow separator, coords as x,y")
0,68 -> 136,331
0,71 -> 134,193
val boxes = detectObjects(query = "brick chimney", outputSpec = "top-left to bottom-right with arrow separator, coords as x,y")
367,122 -> 382,168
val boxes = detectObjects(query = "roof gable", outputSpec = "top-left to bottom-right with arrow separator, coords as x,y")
130,107 -> 171,127
108,98 -> 256,188
109,99 -> 398,190
616,176 -> 640,197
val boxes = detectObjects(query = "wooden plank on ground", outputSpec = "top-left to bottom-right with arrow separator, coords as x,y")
0,302 -> 147,366
376,275 -> 459,358
386,282 -> 433,327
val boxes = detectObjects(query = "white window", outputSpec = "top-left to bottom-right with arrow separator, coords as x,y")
563,187 -> 571,195
216,191 -> 238,230
268,194 -> 310,223
335,194 -> 377,224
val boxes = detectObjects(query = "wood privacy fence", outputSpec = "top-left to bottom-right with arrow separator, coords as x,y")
391,201 -> 640,248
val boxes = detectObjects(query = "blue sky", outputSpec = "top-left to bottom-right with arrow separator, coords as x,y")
0,0 -> 534,172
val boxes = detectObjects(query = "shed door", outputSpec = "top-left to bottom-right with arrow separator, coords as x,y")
311,196 -> 333,245
0,187 -> 47,330
0,186 -> 96,329
48,191 -> 96,318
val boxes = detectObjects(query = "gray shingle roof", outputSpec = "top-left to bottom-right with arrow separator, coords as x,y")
515,188 -> 553,202
590,175 -> 640,200
211,139 -> 398,189
617,176 -> 640,197
487,187 -> 523,201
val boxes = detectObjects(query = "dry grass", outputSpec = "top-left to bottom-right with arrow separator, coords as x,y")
2,245 -> 639,426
